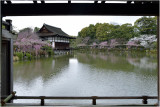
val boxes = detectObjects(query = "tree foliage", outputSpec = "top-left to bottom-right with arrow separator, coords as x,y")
134,16 -> 157,35
34,27 -> 40,32
78,16 -> 157,43
78,23 -> 137,42
14,28 -> 52,56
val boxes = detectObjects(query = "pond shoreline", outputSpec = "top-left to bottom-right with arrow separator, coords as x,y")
13,49 -> 157,62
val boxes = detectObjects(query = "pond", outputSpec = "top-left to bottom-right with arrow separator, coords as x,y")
13,51 -> 158,105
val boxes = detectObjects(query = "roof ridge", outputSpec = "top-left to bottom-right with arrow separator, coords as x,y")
42,23 -> 69,37
44,23 -> 61,29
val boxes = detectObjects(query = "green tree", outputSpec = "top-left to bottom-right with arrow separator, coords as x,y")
19,27 -> 33,33
87,24 -> 96,39
96,23 -> 114,41
78,27 -> 89,37
134,16 -> 157,35
110,23 -> 138,40
34,27 -> 40,32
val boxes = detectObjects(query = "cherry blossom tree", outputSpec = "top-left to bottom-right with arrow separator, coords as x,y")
14,29 -> 52,56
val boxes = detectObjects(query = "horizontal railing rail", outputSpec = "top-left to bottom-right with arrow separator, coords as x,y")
11,96 -> 157,106
1,93 -> 158,106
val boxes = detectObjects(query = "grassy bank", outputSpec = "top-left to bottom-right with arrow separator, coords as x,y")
13,51 -> 54,62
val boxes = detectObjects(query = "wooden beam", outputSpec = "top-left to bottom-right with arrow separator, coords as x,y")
41,0 -> 45,4
127,1 -> 132,4
6,0 -> 11,5
68,0 -> 71,4
33,1 -> 37,4
94,1 -> 98,4
1,1 -> 4,4
101,1 -> 105,4
158,16 -> 160,106
0,3 -> 2,104
2,3 -> 159,16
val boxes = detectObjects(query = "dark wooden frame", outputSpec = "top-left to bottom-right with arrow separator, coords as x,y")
1,2 -> 159,16
0,0 -> 159,106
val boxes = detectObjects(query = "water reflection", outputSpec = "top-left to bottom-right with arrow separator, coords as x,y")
13,52 -> 157,104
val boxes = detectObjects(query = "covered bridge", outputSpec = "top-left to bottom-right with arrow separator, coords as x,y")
37,24 -> 75,50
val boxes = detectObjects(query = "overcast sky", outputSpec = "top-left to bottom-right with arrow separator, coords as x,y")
3,16 -> 142,36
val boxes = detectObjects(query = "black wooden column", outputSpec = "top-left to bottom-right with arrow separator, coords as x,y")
0,1 -> 2,97
1,39 -> 13,100
158,16 -> 160,106
1,13 -> 13,104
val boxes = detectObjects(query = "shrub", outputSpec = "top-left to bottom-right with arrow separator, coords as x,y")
26,53 -> 32,60
152,41 -> 157,49
43,46 -> 54,56
15,52 -> 23,60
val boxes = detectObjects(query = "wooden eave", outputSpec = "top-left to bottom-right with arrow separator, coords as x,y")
1,1 -> 159,16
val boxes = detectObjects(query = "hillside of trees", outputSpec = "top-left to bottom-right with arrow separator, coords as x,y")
73,16 -> 157,48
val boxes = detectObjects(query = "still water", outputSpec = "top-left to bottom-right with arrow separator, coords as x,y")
13,51 -> 157,105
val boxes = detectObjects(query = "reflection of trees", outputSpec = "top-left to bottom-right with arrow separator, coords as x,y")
127,56 -> 157,70
76,51 -> 157,74
13,55 -> 73,84
76,52 -> 134,72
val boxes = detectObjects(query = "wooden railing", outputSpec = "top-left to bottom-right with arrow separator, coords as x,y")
12,96 -> 158,106
1,92 -> 158,106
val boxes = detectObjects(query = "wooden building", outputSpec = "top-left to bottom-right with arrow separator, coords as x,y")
37,24 -> 75,50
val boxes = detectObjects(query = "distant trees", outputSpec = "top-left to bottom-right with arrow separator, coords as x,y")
78,16 -> 157,43
78,24 -> 96,39
127,35 -> 157,49
78,23 -> 137,42
134,16 -> 157,35
96,23 -> 114,41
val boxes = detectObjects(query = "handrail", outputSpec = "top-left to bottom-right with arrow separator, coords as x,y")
12,95 -> 157,106
1,91 -> 16,106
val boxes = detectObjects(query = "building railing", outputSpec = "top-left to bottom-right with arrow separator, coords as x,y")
1,94 -> 158,106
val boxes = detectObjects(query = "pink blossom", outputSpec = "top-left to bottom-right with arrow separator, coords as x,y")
109,39 -> 118,48
14,29 -> 53,54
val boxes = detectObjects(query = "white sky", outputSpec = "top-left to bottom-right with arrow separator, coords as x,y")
3,16 -> 142,36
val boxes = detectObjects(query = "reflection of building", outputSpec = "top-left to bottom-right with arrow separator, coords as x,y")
37,24 -> 75,50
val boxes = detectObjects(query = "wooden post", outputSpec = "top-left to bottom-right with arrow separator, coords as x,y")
1,39 -> 13,102
40,96 -> 45,106
0,2 -> 2,100
92,96 -> 97,105
1,19 -> 13,103
142,96 -> 148,104
158,15 -> 160,106
5,20 -> 12,32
